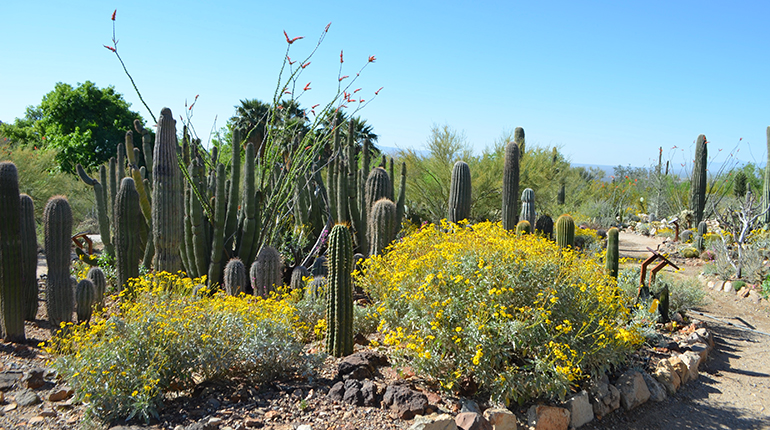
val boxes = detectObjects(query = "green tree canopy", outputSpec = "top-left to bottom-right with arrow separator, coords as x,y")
0,81 -> 143,172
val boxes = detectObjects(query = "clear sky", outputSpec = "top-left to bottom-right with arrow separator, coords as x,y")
2,1 -> 769,169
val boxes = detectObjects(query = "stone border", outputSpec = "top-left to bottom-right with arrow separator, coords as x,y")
703,277 -> 765,305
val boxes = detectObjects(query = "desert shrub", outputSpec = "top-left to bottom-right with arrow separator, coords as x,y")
46,272 -> 314,422
357,221 -> 645,404
617,268 -> 707,317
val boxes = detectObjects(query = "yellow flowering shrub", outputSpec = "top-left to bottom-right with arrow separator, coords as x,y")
46,272 -> 313,422
357,221 -> 645,404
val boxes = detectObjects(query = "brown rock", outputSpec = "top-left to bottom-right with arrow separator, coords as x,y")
244,417 -> 262,428
749,290 -> 762,304
49,386 -> 74,402
527,405 -> 570,430
455,412 -> 492,430
22,368 -> 46,389
737,286 -> 750,298
616,370 -> 651,411
29,416 -> 46,425
668,356 -> 689,385
654,359 -> 680,395
483,408 -> 517,430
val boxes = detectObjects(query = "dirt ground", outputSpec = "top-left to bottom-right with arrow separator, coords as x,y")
582,232 -> 770,430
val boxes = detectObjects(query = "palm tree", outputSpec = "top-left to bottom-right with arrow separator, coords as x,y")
230,98 -> 271,153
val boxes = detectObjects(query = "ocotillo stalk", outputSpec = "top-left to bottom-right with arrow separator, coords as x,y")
502,140 -> 520,230
690,134 -> 707,226
0,162 -> 25,341
448,161 -> 472,223
152,108 -> 184,273
606,227 -> 619,278
326,224 -> 354,357
44,196 -> 73,333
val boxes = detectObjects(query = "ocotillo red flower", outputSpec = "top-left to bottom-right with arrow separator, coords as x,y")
304,82 -> 311,91
111,10 -> 116,20
368,55 -> 376,62
283,30 -> 303,44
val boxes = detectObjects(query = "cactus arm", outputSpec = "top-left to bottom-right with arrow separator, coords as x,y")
207,163 -> 227,287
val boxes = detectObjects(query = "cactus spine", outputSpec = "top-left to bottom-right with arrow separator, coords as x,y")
115,178 -> 141,292
0,162 -> 25,341
515,220 -> 531,235
606,227 -> 619,278
44,196 -> 73,332
368,198 -> 397,257
519,188 -> 536,228
690,134 -> 707,226
152,108 -> 184,273
223,258 -> 247,296
86,267 -> 107,309
448,161 -> 472,223
20,194 -> 38,321
75,279 -> 95,324
555,214 -> 575,249
326,224 -> 354,357
251,246 -> 282,297
502,140 -> 520,230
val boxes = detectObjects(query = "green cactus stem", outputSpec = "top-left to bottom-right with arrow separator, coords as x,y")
20,194 -> 38,321
690,134 -> 707,226
76,164 -> 114,258
115,178 -> 141,292
557,183 -> 566,206
251,246 -> 282,297
326,224 -> 354,357
0,162 -> 25,341
606,227 -> 619,278
448,161 -> 472,223
44,196 -> 73,333
502,140 -> 520,230
555,214 -> 575,249
368,198 -> 397,257
152,108 -> 184,273
395,162 -> 406,236
86,267 -> 107,309
514,127 -> 525,160
694,221 -> 707,253
290,265 -> 310,296
520,188 -> 536,228
75,279 -> 95,324
207,163 -> 227,287
224,258 -> 247,296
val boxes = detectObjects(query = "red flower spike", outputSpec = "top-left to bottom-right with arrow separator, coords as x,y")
339,75 -> 349,82
311,104 -> 320,109
375,87 -> 383,95
104,45 -> 116,52
340,50 -> 344,63
301,61 -> 311,69
111,10 -> 116,21
284,90 -> 292,95
353,88 -> 361,93
304,82 -> 312,91
287,56 -> 296,65
368,55 -> 376,62
359,99 -> 365,103
325,22 -> 331,32
283,30 -> 303,44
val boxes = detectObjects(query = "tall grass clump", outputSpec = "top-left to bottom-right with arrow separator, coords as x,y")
45,272 -> 313,423
357,221 -> 645,405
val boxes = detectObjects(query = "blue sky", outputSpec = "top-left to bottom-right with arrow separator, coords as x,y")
2,1 -> 769,169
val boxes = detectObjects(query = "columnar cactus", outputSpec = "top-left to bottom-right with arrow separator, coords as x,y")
251,246 -> 282,297
502,140 -> 520,230
364,167 -> 393,219
114,178 -> 141,292
535,215 -> 554,239
86,267 -> 107,309
557,183 -> 566,206
694,221 -> 707,253
519,188 -> 536,228
0,162 -> 25,341
75,279 -> 95,324
368,198 -> 397,257
290,265 -> 310,293
20,194 -> 38,321
555,214 -> 575,249
448,161 -> 472,223
44,196 -> 73,333
326,224 -> 354,357
207,164 -> 227,287
606,227 -> 619,278
223,258 -> 247,296
690,134 -> 707,226
395,162 -> 407,236
76,164 -> 114,258
515,220 -> 531,235
152,107 -> 184,273
764,127 -> 770,227
514,127 -> 525,161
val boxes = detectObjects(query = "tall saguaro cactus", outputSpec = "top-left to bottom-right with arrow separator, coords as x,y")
0,162 -> 25,341
44,196 -> 73,332
448,161 -> 472,223
20,194 -> 38,321
115,178 -> 141,292
502,140 -> 520,230
690,134 -> 707,226
152,107 -> 184,273
326,224 -> 354,357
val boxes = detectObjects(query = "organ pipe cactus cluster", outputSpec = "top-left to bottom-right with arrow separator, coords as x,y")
20,194 -> 38,321
0,162 -> 25,341
690,134 -> 707,226
44,196 -> 73,333
448,161 -> 472,223
502,139 -> 520,230
606,227 -> 619,278
326,224 -> 354,357
555,214 -> 575,249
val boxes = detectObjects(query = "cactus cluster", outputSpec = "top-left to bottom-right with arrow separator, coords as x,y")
115,178 -> 142,291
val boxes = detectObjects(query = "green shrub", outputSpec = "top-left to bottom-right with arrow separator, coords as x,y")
357,221 -> 645,404
617,268 -> 707,317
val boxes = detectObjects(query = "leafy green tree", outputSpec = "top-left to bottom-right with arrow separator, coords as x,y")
0,81 -> 143,173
